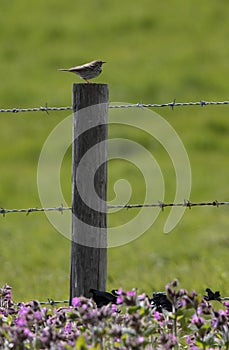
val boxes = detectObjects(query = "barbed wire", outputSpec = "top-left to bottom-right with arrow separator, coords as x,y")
109,100 -> 229,109
108,200 -> 229,210
10,295 -> 229,307
0,100 -> 229,114
1,200 -> 229,216
0,206 -> 71,216
13,299 -> 69,307
0,105 -> 72,114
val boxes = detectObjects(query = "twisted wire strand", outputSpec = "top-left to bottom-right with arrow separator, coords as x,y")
10,295 -> 229,306
109,100 -> 229,109
13,299 -> 69,306
0,100 -> 229,113
1,200 -> 229,216
0,206 -> 71,216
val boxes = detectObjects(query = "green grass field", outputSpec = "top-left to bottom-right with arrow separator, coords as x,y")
0,0 -> 229,302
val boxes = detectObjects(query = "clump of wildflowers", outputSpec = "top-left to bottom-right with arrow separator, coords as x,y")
0,281 -> 229,349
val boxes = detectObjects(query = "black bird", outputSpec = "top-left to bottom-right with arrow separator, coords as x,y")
89,288 -> 118,307
204,288 -> 221,302
150,292 -> 172,312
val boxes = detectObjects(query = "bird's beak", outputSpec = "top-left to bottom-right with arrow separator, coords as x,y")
102,61 -> 106,64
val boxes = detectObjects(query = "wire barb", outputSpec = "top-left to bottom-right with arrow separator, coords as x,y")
169,99 -> 176,110
158,201 -> 165,211
212,200 -> 219,207
184,199 -> 192,209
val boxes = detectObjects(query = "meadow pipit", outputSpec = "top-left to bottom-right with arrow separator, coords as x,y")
59,60 -> 106,83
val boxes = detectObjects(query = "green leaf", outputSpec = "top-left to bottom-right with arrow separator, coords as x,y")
139,306 -> 146,316
127,305 -> 140,314
76,335 -> 88,350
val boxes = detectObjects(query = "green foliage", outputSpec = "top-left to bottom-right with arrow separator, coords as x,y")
75,336 -> 88,350
3,282 -> 228,349
0,0 -> 229,301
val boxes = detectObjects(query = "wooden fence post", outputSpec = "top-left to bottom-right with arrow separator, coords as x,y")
70,83 -> 108,303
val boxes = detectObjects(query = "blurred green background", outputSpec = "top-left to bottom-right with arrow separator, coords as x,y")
0,0 -> 229,301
